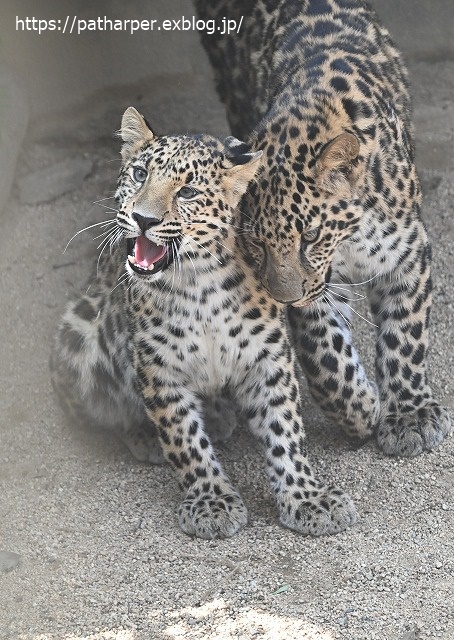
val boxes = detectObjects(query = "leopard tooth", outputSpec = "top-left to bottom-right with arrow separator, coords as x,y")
147,264 -> 155,271
128,255 -> 137,264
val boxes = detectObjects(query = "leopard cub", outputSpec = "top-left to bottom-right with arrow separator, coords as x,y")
51,107 -> 357,539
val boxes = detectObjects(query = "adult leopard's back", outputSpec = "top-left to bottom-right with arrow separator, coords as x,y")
195,0 -> 451,455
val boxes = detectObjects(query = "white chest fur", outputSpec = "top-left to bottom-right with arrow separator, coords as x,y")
131,262 -> 269,395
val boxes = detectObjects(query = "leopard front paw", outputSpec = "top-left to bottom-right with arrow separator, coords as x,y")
377,401 -> 452,457
278,485 -> 357,536
178,485 -> 248,539
310,380 -> 380,440
339,381 -> 380,440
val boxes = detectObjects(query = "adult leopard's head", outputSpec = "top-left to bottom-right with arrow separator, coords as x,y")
245,121 -> 363,306
115,107 -> 262,279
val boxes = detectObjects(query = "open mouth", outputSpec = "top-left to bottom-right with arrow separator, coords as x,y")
126,236 -> 175,275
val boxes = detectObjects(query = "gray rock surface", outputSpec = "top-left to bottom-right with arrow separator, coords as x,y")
0,70 -> 29,215
17,156 -> 93,204
1,0 -> 453,122
0,550 -> 21,573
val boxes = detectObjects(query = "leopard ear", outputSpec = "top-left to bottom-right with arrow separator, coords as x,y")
223,137 -> 263,201
119,107 -> 154,161
316,132 -> 360,195
224,136 -> 254,160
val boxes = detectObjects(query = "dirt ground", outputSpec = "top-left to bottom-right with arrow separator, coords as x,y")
0,47 -> 453,640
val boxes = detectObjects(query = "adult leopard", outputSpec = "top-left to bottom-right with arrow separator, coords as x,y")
194,0 -> 451,455
51,107 -> 357,538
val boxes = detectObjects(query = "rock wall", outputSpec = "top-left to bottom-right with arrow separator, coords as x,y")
1,0 -> 453,121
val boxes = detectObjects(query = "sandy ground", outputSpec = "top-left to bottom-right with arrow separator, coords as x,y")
0,51 -> 453,640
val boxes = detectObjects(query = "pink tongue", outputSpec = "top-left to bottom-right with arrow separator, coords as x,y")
134,236 -> 166,268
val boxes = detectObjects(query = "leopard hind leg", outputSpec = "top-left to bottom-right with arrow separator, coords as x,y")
50,292 -> 164,464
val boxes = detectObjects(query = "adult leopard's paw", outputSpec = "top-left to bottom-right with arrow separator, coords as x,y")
377,401 -> 452,457
278,485 -> 357,536
178,486 -> 248,539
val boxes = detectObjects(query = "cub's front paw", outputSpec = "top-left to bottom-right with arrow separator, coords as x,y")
278,484 -> 357,536
178,485 -> 248,539
377,401 -> 451,457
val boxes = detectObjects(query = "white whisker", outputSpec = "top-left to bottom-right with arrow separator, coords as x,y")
184,235 -> 223,265
108,229 -> 123,253
93,202 -> 118,212
329,273 -> 381,288
93,196 -> 116,204
93,224 -> 118,241
325,291 -> 378,328
182,240 -> 197,280
96,229 -> 122,276
324,292 -> 352,329
325,287 -> 366,302
326,284 -> 361,294
64,219 -> 116,252
110,270 -> 132,295
97,228 -> 117,251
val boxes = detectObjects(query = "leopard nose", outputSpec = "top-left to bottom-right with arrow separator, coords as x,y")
132,212 -> 161,233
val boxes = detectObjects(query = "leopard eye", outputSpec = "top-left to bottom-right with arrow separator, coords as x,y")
302,226 -> 321,243
132,167 -> 147,183
177,186 -> 200,200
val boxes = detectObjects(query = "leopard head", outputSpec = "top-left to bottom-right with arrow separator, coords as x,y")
245,125 -> 363,305
115,107 -> 262,279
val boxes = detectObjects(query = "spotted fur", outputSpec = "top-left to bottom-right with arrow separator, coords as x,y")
194,0 -> 451,455
51,107 -> 357,539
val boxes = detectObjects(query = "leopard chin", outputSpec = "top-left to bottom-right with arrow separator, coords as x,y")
291,294 -> 321,308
